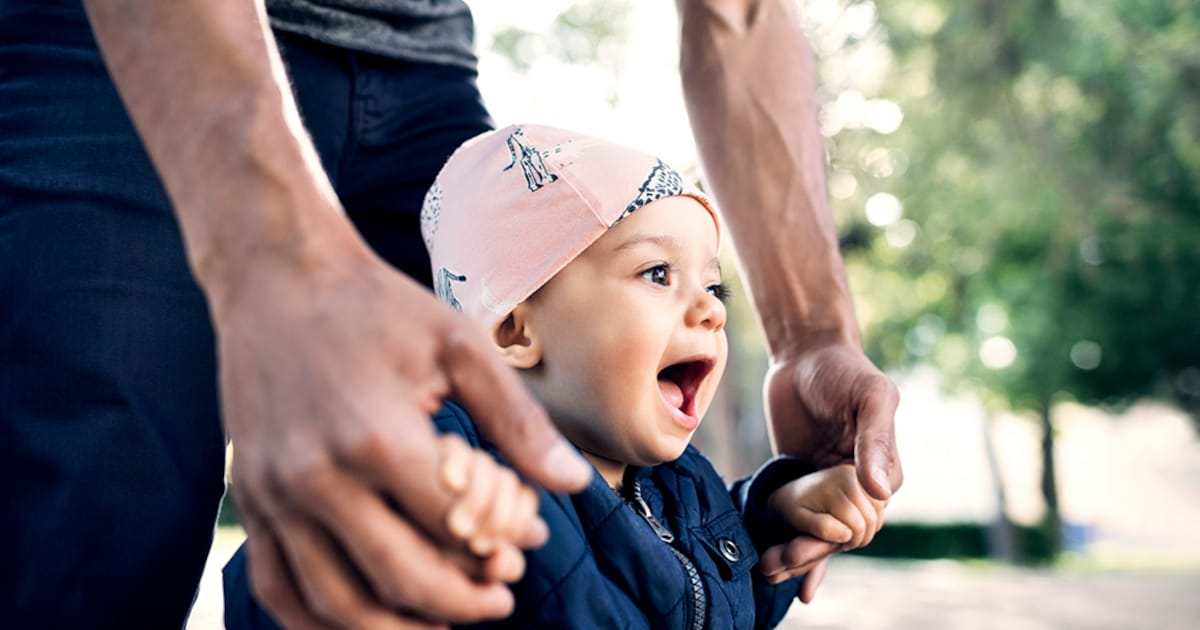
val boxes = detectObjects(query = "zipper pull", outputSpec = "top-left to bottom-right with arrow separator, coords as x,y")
629,479 -> 675,543
633,495 -> 676,543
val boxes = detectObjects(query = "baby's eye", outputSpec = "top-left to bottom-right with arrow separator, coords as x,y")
707,282 -> 731,303
640,264 -> 670,286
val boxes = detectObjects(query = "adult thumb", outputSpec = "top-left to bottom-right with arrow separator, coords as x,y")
854,377 -> 903,500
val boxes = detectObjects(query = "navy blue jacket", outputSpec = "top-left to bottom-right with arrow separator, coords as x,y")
224,402 -> 809,629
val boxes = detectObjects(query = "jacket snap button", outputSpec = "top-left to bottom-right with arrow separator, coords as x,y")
718,537 -> 740,562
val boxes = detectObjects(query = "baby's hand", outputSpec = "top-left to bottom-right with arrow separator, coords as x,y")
437,434 -> 548,581
768,463 -> 887,551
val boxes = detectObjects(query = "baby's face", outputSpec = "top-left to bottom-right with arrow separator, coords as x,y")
520,196 -> 728,483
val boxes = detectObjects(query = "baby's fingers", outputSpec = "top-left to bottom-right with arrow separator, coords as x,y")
445,449 -> 500,543
469,466 -> 544,555
784,507 -> 853,545
442,542 -> 526,584
509,484 -> 547,549
838,489 -> 885,550
438,434 -> 474,495
439,437 -> 547,556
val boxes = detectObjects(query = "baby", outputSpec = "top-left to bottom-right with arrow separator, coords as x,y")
424,125 -> 886,628
222,124 -> 885,629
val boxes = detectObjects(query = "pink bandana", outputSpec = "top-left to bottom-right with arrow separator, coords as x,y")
421,124 -> 719,327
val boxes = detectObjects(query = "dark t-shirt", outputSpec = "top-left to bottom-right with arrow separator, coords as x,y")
265,0 -> 476,69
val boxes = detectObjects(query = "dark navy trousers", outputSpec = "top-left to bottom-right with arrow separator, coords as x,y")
0,1 -> 492,626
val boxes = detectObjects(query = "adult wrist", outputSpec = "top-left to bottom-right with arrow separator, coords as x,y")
743,251 -> 863,361
187,181 -> 368,320
173,92 -> 365,314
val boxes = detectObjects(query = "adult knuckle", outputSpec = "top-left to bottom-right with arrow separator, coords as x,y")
784,542 -> 808,566
273,451 -> 335,495
341,424 -> 396,463
308,587 -> 354,621
368,552 -> 427,607
379,569 -> 429,609
437,323 -> 478,366
231,456 -> 271,495
250,571 -> 288,610
878,376 -> 902,406
861,372 -> 899,403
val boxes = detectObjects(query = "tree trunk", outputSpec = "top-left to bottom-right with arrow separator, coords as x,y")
1039,398 -> 1062,557
982,412 -> 1017,561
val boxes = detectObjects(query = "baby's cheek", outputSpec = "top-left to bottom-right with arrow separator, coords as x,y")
694,382 -> 720,419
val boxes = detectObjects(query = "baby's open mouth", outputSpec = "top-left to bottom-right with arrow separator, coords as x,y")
657,358 -> 715,418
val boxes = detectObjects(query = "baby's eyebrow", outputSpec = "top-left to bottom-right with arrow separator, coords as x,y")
613,234 -> 682,253
613,234 -> 721,274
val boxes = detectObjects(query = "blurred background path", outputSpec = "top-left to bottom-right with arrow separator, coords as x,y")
188,534 -> 1200,629
779,556 -> 1199,630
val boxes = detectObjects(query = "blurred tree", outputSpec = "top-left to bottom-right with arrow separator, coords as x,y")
824,0 -> 1200,555
481,0 -> 1200,557
488,0 -> 631,107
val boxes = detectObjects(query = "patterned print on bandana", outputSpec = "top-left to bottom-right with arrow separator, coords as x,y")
435,267 -> 467,311
420,181 -> 443,248
613,159 -> 685,225
503,127 -> 559,192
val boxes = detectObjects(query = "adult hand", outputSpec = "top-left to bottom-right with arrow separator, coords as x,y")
759,537 -> 835,603
765,342 -> 903,501
220,244 -> 592,628
756,342 -> 901,602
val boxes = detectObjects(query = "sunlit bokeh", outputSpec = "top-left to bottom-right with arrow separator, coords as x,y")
188,2 -> 1200,627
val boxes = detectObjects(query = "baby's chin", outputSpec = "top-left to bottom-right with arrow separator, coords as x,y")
636,436 -> 695,467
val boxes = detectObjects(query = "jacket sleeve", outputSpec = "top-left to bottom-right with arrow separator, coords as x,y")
459,518 -> 655,630
729,456 -> 817,629
730,456 -> 817,552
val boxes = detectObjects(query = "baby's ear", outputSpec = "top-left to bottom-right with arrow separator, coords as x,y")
491,304 -> 542,369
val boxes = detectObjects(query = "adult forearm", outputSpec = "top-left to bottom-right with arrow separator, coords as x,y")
677,0 -> 861,358
83,0 -> 355,310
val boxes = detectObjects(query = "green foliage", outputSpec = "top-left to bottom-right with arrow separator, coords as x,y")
848,521 -> 1055,564
218,488 -> 241,527
487,1 -> 631,72
830,0 -> 1200,425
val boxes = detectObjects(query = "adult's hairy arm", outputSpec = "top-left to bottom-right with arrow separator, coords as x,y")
676,0 -> 902,596
82,1 -> 590,626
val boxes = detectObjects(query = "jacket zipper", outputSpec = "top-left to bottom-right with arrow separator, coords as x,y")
629,478 -> 706,630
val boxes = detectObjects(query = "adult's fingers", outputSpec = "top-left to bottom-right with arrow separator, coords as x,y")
272,514 -> 444,630
241,508 -> 336,630
853,376 -> 903,501
759,536 -> 837,582
797,557 -> 829,604
280,458 -> 518,623
440,330 -> 592,492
